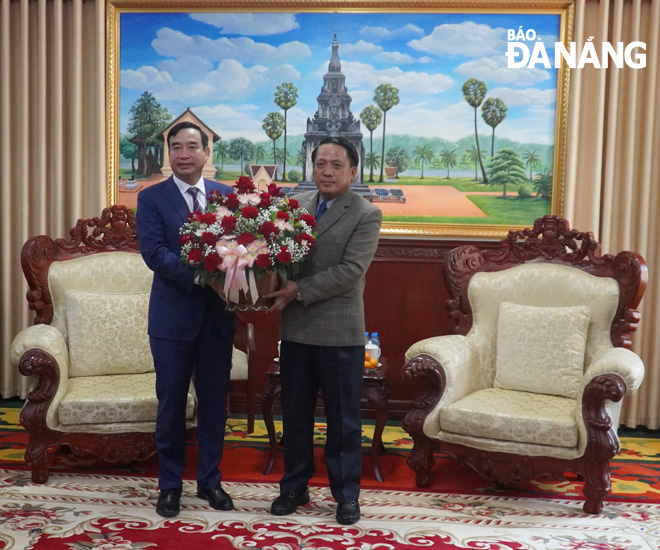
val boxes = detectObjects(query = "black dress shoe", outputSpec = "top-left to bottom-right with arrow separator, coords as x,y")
196,484 -> 234,510
336,500 -> 360,525
156,488 -> 182,518
270,489 -> 310,516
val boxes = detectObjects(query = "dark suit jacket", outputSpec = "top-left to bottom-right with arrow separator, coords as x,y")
280,189 -> 382,347
136,176 -> 235,341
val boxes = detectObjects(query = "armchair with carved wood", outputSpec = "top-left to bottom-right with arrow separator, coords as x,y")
10,205 -> 257,483
402,215 -> 647,514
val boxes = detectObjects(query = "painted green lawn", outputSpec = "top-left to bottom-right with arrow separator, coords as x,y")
383,194 -> 550,225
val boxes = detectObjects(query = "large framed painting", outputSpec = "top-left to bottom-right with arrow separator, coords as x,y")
106,0 -> 574,238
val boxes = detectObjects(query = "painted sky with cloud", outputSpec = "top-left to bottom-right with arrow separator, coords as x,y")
119,10 -> 562,146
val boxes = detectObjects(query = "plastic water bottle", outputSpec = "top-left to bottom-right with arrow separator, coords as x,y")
370,332 -> 380,349
365,331 -> 370,345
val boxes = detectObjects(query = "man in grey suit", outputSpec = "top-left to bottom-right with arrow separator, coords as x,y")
264,136 -> 382,525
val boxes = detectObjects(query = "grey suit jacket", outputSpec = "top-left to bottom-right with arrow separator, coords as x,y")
280,189 -> 382,346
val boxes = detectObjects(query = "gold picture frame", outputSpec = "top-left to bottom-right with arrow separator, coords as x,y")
106,0 -> 574,238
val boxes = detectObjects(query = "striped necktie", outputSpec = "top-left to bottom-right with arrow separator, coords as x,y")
316,201 -> 328,219
187,187 -> 202,212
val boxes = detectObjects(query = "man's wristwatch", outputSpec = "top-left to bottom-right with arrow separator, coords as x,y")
296,291 -> 303,302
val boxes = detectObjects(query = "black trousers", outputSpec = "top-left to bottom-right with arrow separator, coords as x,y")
278,341 -> 364,503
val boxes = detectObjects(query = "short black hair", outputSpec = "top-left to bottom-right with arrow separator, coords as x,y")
167,121 -> 208,149
312,136 -> 359,168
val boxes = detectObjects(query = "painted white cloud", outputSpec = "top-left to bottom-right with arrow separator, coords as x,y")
360,24 -> 424,38
339,60 -> 454,95
385,101 -> 475,141
158,56 -> 214,83
188,13 -> 300,36
339,40 -> 417,64
122,58 -> 301,104
409,22 -> 506,57
455,56 -> 550,86
151,27 -> 311,64
121,66 -> 174,89
488,86 -> 557,107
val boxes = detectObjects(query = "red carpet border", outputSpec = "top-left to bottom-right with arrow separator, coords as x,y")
1,468 -> 659,550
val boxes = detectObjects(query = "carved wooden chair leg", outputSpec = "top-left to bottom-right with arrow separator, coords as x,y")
407,435 -> 437,488
25,441 -> 52,484
582,465 -> 610,514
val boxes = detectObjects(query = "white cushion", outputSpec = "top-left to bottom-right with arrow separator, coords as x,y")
65,290 -> 154,378
494,302 -> 591,398
440,388 -> 578,448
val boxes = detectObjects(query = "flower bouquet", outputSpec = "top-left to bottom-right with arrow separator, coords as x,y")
179,176 -> 316,311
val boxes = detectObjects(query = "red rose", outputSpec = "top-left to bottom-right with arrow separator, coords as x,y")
241,206 -> 259,219
276,246 -> 292,264
300,213 -> 316,226
178,234 -> 193,245
237,232 -> 256,245
201,232 -> 216,246
267,183 -> 283,196
224,193 -> 240,209
203,251 -> 222,271
221,215 -> 237,232
256,253 -> 273,269
187,248 -> 203,264
208,190 -> 223,204
276,210 -> 290,221
234,176 -> 256,194
199,212 -> 216,225
259,221 -> 278,239
288,198 -> 299,209
259,193 -> 272,208
295,233 -> 316,246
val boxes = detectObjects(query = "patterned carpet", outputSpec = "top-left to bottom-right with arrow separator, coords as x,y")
2,400 -> 660,548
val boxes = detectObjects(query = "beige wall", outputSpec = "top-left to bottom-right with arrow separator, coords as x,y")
2,0 -> 659,427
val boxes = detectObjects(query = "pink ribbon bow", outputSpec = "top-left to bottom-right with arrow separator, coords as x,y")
216,243 -> 254,296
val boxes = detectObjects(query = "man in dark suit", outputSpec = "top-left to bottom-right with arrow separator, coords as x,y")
264,136 -> 382,525
136,122 -> 235,518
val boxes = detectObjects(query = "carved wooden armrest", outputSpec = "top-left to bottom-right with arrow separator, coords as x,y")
583,347 -> 645,395
10,324 -> 69,404
404,334 -> 475,402
402,335 -> 475,439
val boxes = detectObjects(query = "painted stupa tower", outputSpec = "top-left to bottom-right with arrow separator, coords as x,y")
299,33 -> 368,193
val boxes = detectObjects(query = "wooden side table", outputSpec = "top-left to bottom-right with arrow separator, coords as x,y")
261,358 -> 390,482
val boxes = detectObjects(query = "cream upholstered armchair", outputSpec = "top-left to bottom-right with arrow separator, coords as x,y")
402,215 -> 647,514
10,205 -> 256,483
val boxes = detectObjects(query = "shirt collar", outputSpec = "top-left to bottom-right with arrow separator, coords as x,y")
173,175 -> 206,208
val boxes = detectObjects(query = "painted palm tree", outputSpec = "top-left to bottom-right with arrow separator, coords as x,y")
489,148 -> 527,199
462,78 -> 488,183
522,150 -> 542,181
254,144 -> 266,164
413,145 -> 434,179
439,149 -> 458,179
294,149 -> 305,168
374,84 -> 400,182
481,98 -> 507,158
213,140 -> 228,171
360,105 -> 383,182
386,146 -> 409,178
364,152 -> 381,177
534,171 -> 553,200
262,112 -> 285,169
228,138 -> 254,176
463,146 -> 485,181
274,83 -> 298,182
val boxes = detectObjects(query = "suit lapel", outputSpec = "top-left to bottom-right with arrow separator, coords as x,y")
315,191 -> 352,237
165,177 -> 192,226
